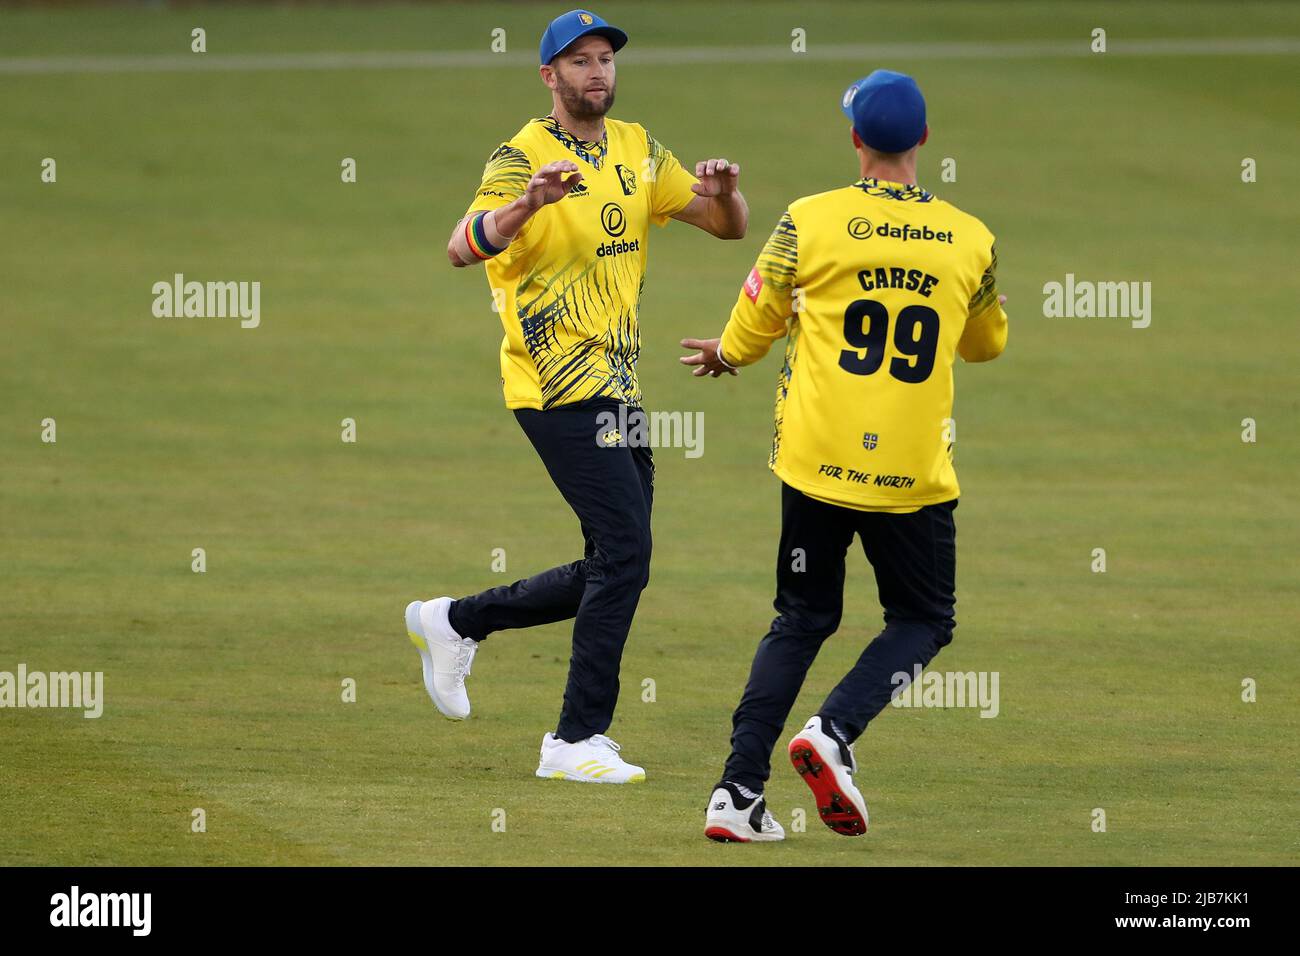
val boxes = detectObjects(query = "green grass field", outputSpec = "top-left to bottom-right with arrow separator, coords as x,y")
2,1 -> 1297,866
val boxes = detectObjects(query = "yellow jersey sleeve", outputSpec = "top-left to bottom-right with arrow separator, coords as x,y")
958,242 -> 1009,363
646,132 -> 699,226
719,211 -> 798,366
466,142 -> 535,216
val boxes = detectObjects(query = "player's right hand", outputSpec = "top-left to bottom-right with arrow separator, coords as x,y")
679,337 -> 738,378
525,160 -> 583,210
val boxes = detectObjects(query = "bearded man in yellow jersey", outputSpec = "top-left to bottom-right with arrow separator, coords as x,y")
403,9 -> 748,785
683,70 -> 1009,841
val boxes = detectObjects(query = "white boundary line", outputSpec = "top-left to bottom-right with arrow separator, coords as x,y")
1,38 -> 1297,76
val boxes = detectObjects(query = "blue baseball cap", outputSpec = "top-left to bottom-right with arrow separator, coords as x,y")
539,9 -> 628,65
840,70 -> 927,153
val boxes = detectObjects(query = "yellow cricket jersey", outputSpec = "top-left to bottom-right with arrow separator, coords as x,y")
465,116 -> 699,410
719,178 -> 1008,512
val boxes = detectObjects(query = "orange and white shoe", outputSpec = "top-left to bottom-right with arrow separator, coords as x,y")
788,716 -> 869,836
704,783 -> 785,843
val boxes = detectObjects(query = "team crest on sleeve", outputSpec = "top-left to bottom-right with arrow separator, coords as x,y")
743,267 -> 763,302
615,164 -> 638,196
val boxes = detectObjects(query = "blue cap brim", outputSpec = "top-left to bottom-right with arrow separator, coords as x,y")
552,25 -> 628,61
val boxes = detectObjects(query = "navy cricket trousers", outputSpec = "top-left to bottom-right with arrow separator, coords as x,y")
723,482 -> 957,791
448,398 -> 654,743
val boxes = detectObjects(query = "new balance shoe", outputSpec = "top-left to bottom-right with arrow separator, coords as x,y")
404,597 -> 478,720
787,715 -> 869,836
535,732 -> 646,784
704,782 -> 785,843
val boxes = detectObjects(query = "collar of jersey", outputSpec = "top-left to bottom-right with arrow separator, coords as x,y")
537,115 -> 608,170
853,177 -> 933,202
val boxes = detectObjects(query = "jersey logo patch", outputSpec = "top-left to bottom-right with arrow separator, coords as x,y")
615,164 -> 638,196
863,432 -> 879,450
743,267 -> 763,302
848,217 -> 874,239
601,202 -> 627,237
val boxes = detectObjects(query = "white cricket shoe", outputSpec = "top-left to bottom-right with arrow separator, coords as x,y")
404,598 -> 477,720
704,784 -> 785,843
787,715 -> 869,836
535,732 -> 646,784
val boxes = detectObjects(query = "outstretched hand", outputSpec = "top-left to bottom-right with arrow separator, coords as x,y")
525,160 -> 583,210
691,158 -> 740,198
679,337 -> 737,377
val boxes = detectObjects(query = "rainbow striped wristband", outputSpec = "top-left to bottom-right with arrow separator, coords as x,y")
465,211 -> 508,260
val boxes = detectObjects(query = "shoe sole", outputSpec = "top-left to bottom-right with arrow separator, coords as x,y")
405,601 -> 467,721
704,823 -> 782,843
788,737 -> 868,836
704,825 -> 751,843
535,768 -> 646,784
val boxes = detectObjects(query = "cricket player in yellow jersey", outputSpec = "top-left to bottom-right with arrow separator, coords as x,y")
684,70 -> 1008,841
403,9 -> 748,784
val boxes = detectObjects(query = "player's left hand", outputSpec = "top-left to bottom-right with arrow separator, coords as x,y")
679,337 -> 738,377
691,159 -> 740,197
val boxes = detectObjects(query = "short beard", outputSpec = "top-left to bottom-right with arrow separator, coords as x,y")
556,75 -> 615,121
